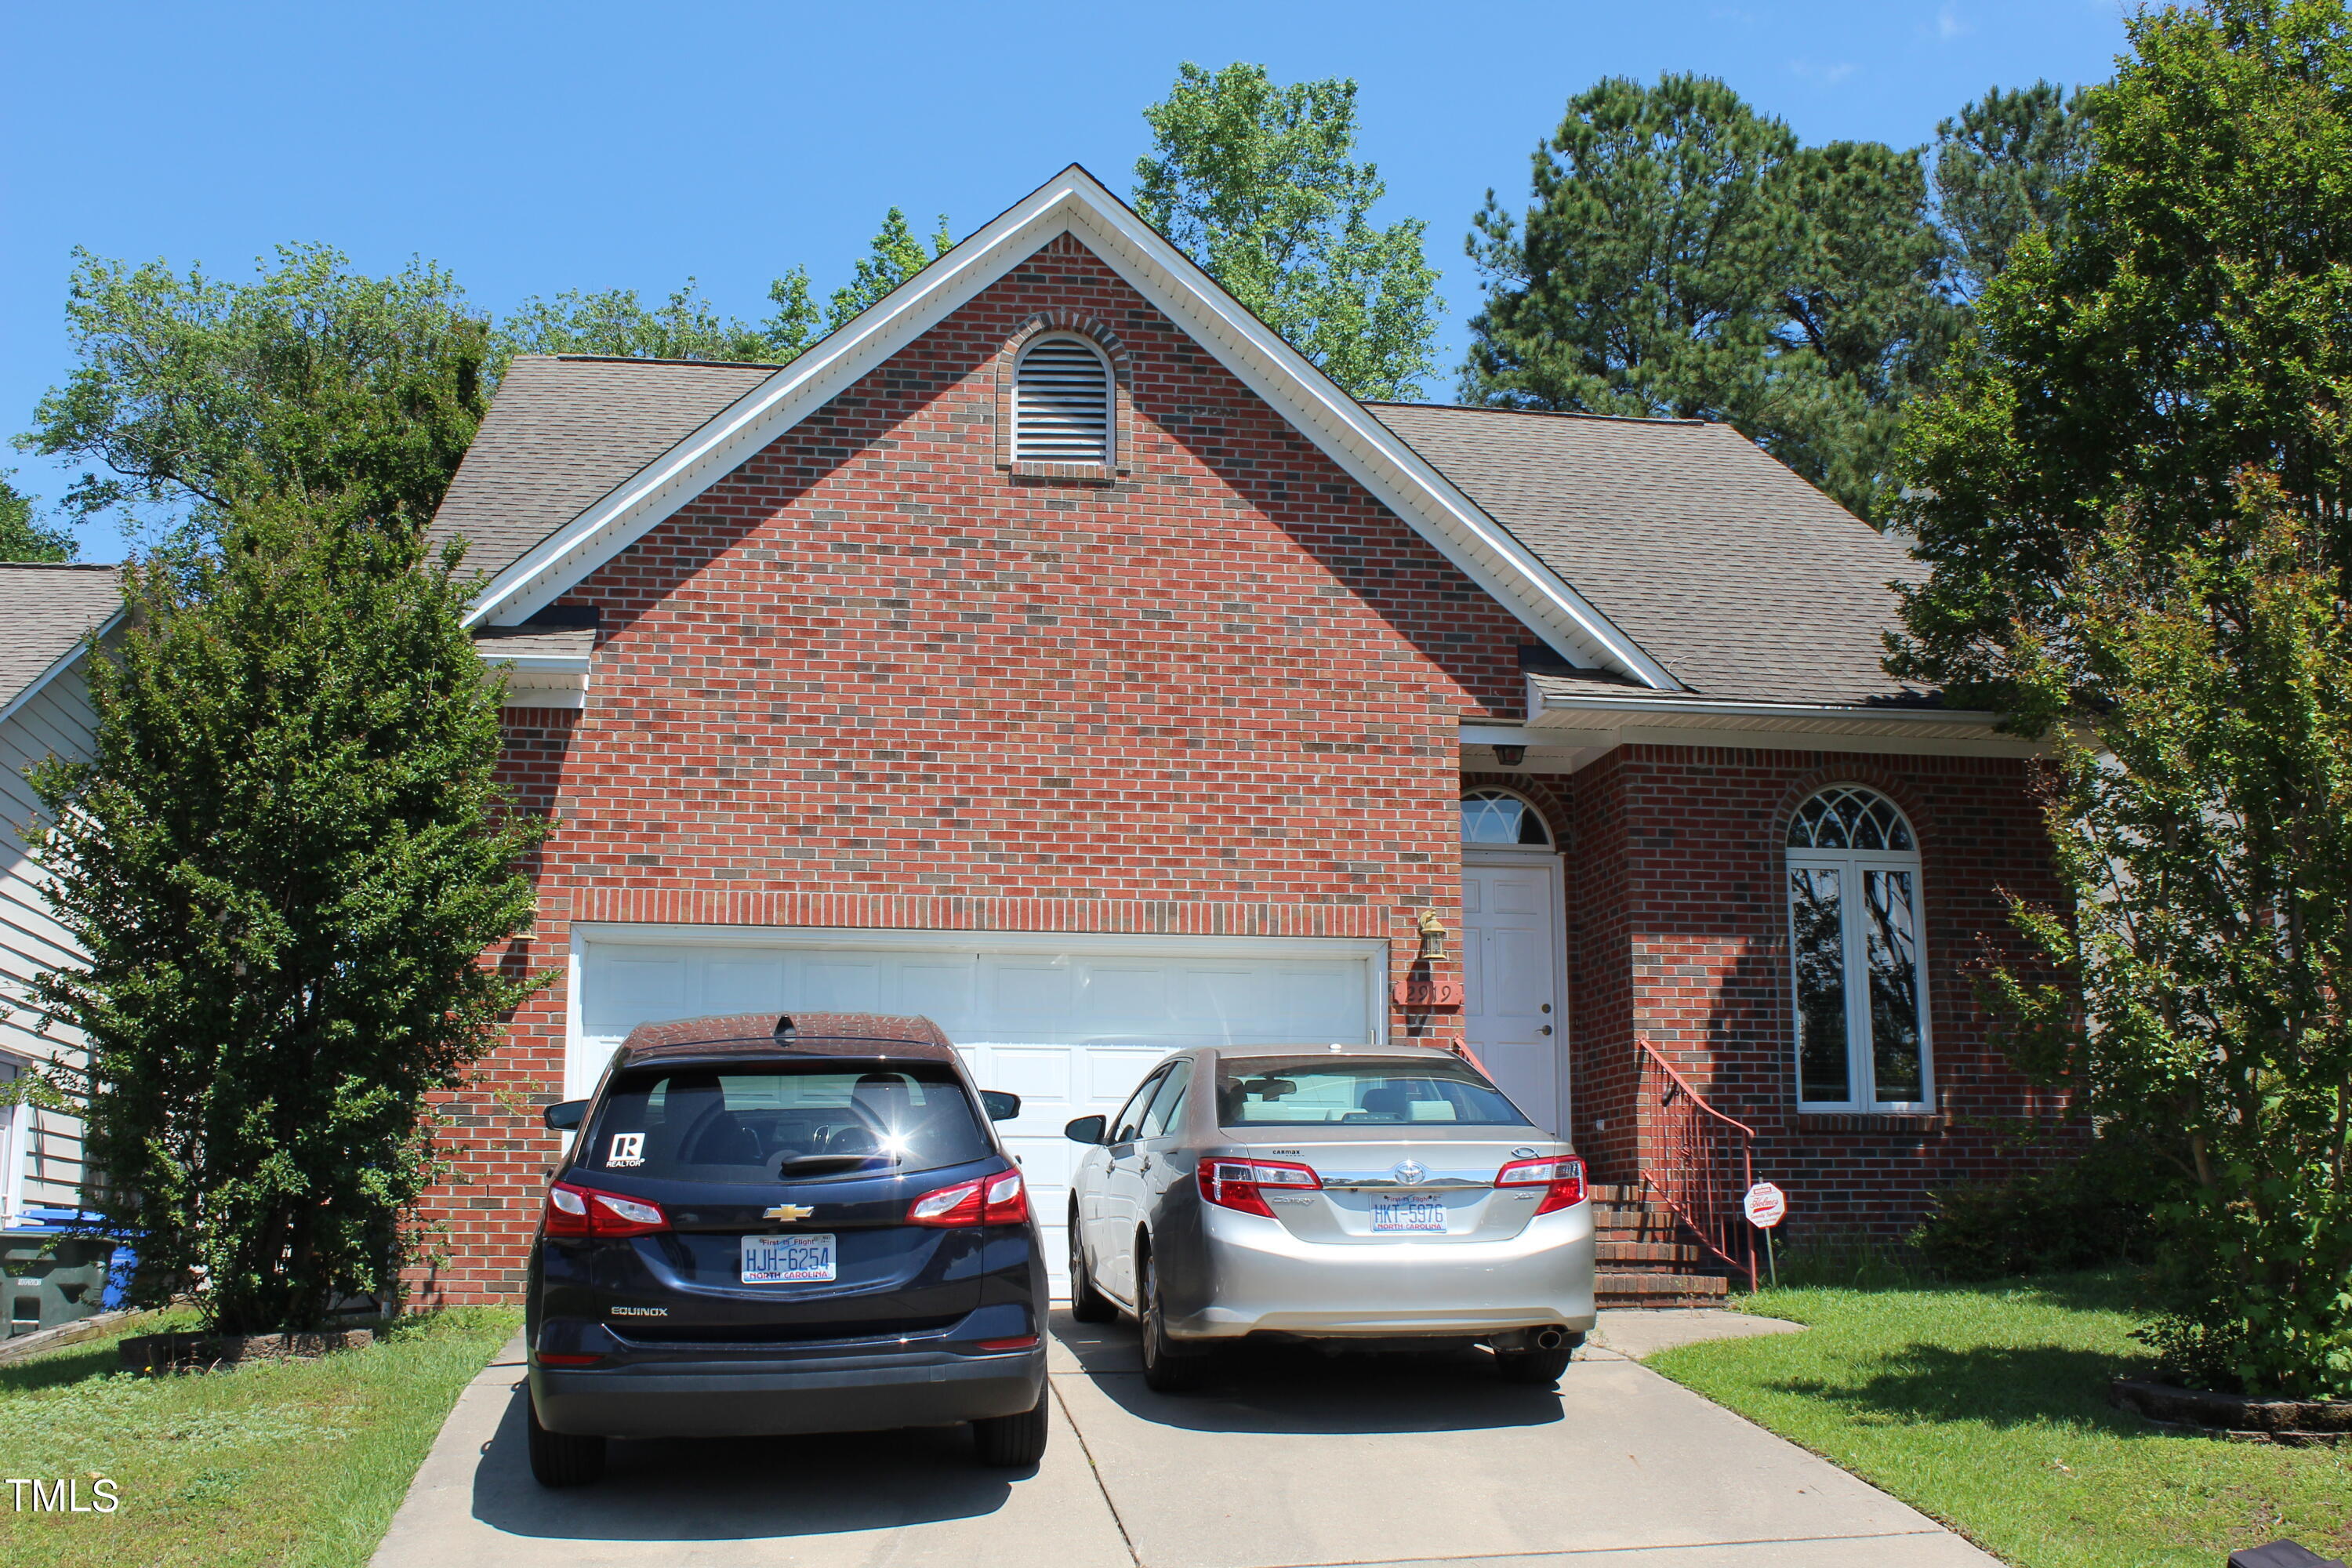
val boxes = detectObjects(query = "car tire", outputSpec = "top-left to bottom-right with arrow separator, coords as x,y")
1492,1340 -> 1579,1387
526,1388 -> 607,1487
972,1390 -> 1051,1467
1138,1248 -> 1211,1394
1068,1212 -> 1117,1324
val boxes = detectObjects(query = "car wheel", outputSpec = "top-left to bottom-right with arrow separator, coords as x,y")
1492,1341 -> 1578,1387
1068,1211 -> 1117,1323
1138,1248 -> 1211,1394
526,1388 -> 607,1486
972,1389 -> 1051,1466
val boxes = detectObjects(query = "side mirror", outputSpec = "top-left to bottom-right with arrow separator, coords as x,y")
981,1091 -> 1022,1123
543,1099 -> 588,1132
1064,1114 -> 1106,1145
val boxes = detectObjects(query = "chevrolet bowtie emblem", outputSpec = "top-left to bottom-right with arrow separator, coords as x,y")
764,1203 -> 816,1223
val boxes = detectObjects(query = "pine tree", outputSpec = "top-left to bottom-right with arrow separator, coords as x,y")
1463,74 -> 1952,524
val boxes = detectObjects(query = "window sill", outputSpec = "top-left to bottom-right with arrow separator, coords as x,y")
1795,1111 -> 1947,1134
1005,461 -> 1120,485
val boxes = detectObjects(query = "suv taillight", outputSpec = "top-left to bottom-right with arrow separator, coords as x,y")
543,1181 -> 669,1238
1199,1157 -> 1321,1218
909,1168 -> 1029,1227
1495,1156 -> 1587,1214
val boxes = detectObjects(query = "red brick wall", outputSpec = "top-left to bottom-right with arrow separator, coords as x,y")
412,234 -> 1536,1303
1546,745 -> 2074,1243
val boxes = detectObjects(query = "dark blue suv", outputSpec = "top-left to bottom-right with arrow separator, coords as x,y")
524,1011 -> 1048,1485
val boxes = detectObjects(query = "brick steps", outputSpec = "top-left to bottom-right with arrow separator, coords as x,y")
1589,1182 -> 1737,1308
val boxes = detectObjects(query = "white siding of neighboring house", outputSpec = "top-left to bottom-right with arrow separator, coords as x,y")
0,658 -> 95,1218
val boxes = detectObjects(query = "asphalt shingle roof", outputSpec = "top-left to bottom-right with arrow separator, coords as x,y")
0,564 -> 123,711
429,354 -> 777,583
1368,404 -> 1919,705
429,356 -> 1926,708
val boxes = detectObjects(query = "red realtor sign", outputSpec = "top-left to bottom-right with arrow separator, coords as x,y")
1744,1181 -> 1788,1229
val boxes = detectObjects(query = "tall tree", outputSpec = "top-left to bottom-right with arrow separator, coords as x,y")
1465,74 -> 1951,522
1136,62 -> 1439,401
502,270 -> 819,363
1896,0 -> 2352,1396
29,499 -> 545,1332
0,470 -> 75,562
1933,80 -> 2092,303
17,245 -> 490,548
825,209 -> 954,329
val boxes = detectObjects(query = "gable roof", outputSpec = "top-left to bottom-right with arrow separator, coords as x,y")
1368,405 -> 1920,706
434,165 -> 1677,691
0,564 -> 123,728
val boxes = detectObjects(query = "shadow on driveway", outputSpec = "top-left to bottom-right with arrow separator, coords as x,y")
468,1376 -> 1022,1542
1053,1312 -> 1565,1436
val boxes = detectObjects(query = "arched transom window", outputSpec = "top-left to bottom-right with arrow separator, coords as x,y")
1460,789 -> 1552,848
1012,335 -> 1112,465
1785,786 -> 1930,1111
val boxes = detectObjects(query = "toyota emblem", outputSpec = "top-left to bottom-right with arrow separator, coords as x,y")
1392,1160 -> 1427,1186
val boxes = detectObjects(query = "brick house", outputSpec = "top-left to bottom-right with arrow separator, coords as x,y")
419,166 -> 2067,1305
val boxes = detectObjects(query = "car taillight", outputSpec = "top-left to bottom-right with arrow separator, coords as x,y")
1495,1156 -> 1587,1214
543,1181 -> 669,1238
535,1351 -> 605,1367
909,1168 -> 1029,1228
1199,1157 -> 1321,1218
982,1169 -> 1029,1224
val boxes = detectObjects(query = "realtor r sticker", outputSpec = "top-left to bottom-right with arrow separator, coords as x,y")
608,1132 -> 644,1167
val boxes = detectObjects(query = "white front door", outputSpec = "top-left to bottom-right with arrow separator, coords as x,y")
1461,856 -> 1567,1134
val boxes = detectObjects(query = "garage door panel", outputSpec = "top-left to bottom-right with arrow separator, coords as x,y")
703,955 -> 783,1015
575,929 -> 1384,1287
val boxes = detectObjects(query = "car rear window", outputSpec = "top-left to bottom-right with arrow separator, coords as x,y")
1216,1058 -> 1528,1127
581,1061 -> 990,1183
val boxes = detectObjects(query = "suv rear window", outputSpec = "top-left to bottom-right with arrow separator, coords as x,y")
582,1062 -> 989,1183
1217,1057 -> 1528,1127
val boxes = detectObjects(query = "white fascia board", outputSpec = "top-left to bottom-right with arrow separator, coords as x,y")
1530,688 -> 2008,727
482,650 -> 591,675
1055,201 -> 1678,691
0,608 -> 124,733
457,166 -> 1676,692
463,179 -> 1098,629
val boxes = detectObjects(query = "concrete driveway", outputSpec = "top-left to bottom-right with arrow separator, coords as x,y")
372,1312 -> 1999,1568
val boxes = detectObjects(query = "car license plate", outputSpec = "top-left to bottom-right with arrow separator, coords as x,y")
742,1232 -> 835,1283
1370,1195 -> 1447,1233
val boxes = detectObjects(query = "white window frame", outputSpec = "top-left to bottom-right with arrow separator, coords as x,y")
1011,332 -> 1116,467
1785,794 -> 1934,1114
1459,787 -> 1555,849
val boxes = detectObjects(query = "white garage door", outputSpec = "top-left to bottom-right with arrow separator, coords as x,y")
568,924 -> 1388,1289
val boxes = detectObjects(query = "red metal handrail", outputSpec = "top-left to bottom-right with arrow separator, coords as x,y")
1635,1035 -> 1760,1291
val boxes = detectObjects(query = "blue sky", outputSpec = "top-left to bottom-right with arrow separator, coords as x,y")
3,0 -> 2134,560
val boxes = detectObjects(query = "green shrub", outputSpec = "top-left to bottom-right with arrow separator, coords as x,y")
1911,1157 -> 2153,1281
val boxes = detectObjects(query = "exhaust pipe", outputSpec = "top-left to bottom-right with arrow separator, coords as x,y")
1533,1327 -> 1565,1350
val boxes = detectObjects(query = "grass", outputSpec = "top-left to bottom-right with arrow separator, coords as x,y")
1648,1271 -> 2352,1568
0,1305 -> 519,1567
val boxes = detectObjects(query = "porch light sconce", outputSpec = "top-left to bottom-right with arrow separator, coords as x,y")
1493,745 -> 1526,767
1417,909 -> 1449,962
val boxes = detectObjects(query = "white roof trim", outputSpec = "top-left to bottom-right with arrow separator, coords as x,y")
458,165 -> 1677,691
0,606 -> 124,733
1526,681 -> 2007,727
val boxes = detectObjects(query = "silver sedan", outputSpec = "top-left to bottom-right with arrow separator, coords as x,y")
1063,1044 -> 1595,1391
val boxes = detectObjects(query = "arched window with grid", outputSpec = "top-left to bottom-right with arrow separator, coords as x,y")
1784,786 -> 1931,1112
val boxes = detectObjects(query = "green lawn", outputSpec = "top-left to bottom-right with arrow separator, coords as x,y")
1649,1273 -> 2351,1568
0,1305 -> 518,1567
